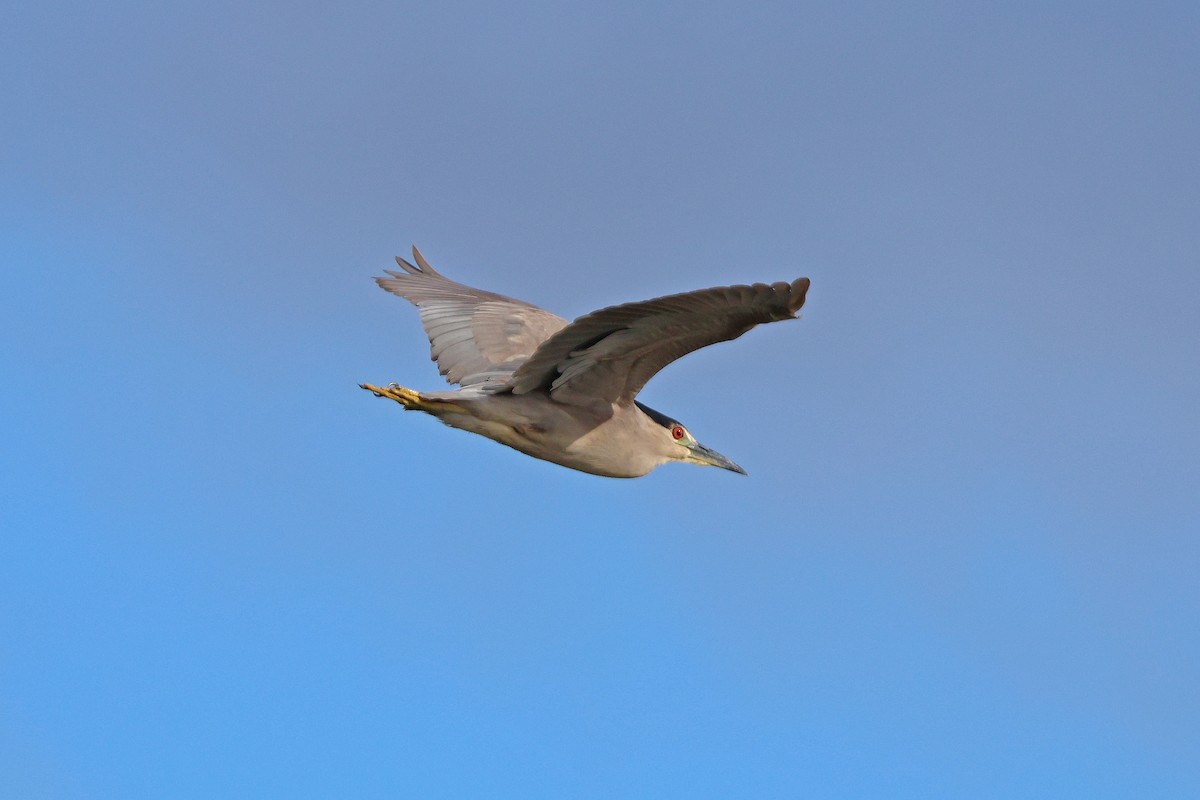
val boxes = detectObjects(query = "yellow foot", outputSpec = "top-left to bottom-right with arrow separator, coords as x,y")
360,382 -> 423,410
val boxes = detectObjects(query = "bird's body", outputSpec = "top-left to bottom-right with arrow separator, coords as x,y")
362,247 -> 810,478
405,388 -> 685,478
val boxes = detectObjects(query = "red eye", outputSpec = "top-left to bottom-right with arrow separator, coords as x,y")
672,426 -> 685,440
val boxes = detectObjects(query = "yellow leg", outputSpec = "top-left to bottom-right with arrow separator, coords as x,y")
359,382 -> 462,414
360,382 -> 423,410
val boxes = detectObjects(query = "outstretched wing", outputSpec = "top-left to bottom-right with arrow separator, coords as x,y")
376,247 -> 569,386
506,278 -> 810,407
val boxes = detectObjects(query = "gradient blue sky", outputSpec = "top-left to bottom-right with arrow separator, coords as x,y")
3,2 -> 1198,797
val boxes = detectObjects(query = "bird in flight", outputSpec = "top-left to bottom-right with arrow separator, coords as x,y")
361,247 -> 810,478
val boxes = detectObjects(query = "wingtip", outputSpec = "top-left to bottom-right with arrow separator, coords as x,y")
789,277 -> 811,313
388,246 -> 446,278
411,245 -> 442,277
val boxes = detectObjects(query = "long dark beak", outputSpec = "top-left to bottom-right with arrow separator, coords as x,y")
690,442 -> 748,475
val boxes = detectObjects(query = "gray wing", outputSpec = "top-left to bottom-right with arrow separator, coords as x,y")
376,247 -> 569,386
506,278 -> 811,407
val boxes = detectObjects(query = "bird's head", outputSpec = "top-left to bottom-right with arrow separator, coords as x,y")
635,401 -> 747,475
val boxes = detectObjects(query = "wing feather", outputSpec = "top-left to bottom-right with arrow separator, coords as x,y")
507,278 -> 810,407
375,247 -> 568,386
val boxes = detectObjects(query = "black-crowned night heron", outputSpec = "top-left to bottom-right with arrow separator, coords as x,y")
361,247 -> 810,478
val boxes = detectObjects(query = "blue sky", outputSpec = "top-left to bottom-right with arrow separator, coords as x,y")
3,1 -> 1198,797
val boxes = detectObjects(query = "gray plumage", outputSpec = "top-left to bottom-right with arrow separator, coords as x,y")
363,246 -> 810,478
376,248 -> 568,386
